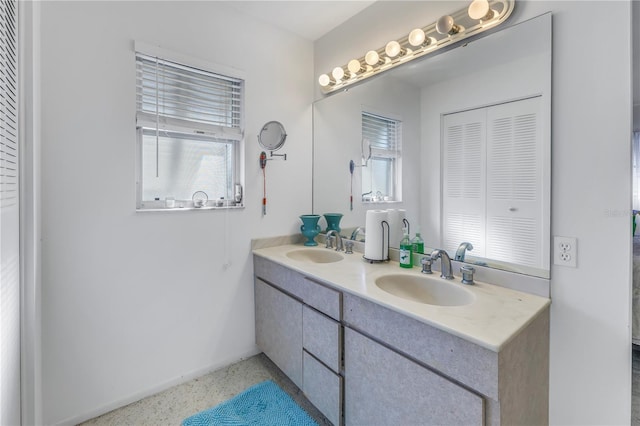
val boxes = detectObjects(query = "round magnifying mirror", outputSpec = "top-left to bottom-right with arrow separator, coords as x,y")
258,121 -> 287,151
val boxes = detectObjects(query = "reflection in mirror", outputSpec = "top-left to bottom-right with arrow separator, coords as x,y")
312,13 -> 551,278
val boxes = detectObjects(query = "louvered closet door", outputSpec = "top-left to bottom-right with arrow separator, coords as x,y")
442,108 -> 486,258
486,97 -> 543,269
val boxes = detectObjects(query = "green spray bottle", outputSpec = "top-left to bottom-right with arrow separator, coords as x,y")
399,229 -> 413,268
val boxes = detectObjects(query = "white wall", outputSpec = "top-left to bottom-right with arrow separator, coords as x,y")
316,1 -> 632,425
39,2 -> 313,424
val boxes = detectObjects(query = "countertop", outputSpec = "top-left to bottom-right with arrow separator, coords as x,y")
253,244 -> 550,352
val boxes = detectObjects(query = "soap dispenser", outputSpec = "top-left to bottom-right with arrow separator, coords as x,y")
399,230 -> 413,268
411,230 -> 424,255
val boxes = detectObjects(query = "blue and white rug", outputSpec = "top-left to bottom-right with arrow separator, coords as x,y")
182,380 -> 318,426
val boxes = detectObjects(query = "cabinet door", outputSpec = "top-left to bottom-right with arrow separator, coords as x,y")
255,278 -> 303,388
442,108 -> 487,257
344,328 -> 483,425
486,96 -> 546,269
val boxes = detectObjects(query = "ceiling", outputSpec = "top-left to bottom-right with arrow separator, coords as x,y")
223,1 -> 375,41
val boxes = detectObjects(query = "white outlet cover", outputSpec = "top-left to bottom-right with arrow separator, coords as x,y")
554,236 -> 577,267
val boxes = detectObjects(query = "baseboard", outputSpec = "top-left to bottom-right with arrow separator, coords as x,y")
54,347 -> 261,426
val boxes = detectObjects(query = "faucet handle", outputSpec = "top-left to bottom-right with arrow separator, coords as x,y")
460,265 -> 475,285
420,256 -> 433,274
325,236 -> 334,249
345,241 -> 354,254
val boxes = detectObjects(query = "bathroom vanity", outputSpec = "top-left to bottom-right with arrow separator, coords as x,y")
253,244 -> 550,426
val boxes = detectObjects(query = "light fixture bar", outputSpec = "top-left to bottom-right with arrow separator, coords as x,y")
318,0 -> 515,93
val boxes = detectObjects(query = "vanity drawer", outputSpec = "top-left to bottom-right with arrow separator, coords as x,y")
303,305 -> 342,373
303,350 -> 342,426
253,256 -> 307,300
302,277 -> 341,320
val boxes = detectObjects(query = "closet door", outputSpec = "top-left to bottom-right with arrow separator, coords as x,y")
442,108 -> 486,258
486,96 -> 543,269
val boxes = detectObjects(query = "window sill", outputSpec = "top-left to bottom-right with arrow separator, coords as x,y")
136,204 -> 245,213
362,200 -> 402,204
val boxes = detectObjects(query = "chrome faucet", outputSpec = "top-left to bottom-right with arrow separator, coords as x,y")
326,230 -> 344,252
454,242 -> 474,262
431,249 -> 454,280
350,226 -> 365,241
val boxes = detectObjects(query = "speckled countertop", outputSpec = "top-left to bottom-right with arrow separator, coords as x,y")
253,244 -> 550,352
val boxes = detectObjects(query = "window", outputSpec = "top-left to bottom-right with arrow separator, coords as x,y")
361,111 -> 402,202
135,48 -> 244,209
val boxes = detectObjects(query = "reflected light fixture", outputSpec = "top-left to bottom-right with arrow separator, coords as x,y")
318,0 -> 515,93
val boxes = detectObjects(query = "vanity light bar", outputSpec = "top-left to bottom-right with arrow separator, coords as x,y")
318,0 -> 515,94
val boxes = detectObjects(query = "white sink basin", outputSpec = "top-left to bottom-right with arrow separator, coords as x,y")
375,274 -> 475,306
286,249 -> 344,264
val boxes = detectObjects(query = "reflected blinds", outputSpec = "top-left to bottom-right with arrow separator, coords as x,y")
362,112 -> 399,152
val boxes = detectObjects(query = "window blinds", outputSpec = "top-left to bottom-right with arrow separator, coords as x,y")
135,53 -> 243,139
362,112 -> 399,151
0,0 -> 21,424
0,0 -> 18,208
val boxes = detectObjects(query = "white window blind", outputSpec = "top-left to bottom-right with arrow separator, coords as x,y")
362,111 -> 401,201
0,0 -> 21,424
0,0 -> 18,208
135,53 -> 243,139
362,112 -> 399,152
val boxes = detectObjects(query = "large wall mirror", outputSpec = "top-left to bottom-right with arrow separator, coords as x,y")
313,13 -> 551,278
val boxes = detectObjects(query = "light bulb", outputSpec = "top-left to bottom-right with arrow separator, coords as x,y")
348,59 -> 364,74
332,66 -> 346,81
408,28 -> 425,47
365,50 -> 382,66
318,74 -> 333,87
468,0 -> 495,20
385,40 -> 405,58
436,15 -> 460,35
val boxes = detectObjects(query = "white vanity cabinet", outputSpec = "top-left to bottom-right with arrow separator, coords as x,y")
254,253 -> 550,426
254,256 -> 344,425
344,328 -> 483,425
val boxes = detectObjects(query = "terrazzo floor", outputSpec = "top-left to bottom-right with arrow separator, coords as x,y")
79,353 -> 331,426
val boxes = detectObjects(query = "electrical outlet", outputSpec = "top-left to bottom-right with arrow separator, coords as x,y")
554,236 -> 577,267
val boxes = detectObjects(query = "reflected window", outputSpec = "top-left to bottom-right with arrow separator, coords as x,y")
361,111 -> 402,202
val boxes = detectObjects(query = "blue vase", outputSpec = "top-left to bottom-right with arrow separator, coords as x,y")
300,215 -> 321,246
324,213 -> 343,234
